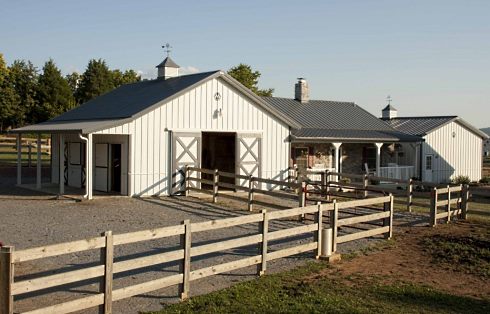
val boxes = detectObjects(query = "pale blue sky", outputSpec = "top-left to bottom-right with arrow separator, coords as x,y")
1,0 -> 489,127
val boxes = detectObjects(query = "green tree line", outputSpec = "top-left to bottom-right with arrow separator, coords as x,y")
0,54 -> 140,131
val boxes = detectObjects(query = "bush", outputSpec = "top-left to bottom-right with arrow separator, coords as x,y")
480,176 -> 490,184
451,175 -> 471,185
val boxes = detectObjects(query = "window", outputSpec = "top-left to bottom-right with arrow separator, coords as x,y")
425,155 -> 433,170
364,147 -> 377,170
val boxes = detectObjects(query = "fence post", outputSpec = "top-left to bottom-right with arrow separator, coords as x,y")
28,142 -> 32,168
298,181 -> 306,208
429,187 -> 438,227
314,202 -> 323,259
461,184 -> 469,220
363,174 -> 369,198
325,170 -> 331,202
99,231 -> 114,314
0,246 -> 14,314
406,178 -> 413,212
179,220 -> 191,300
446,185 -> 452,222
258,209 -> 268,276
330,200 -> 338,253
248,175 -> 254,211
212,169 -> 219,203
384,195 -> 394,239
184,165 -> 189,196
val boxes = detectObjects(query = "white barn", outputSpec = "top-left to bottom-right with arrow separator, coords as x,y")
13,57 -> 299,199
383,107 -> 489,183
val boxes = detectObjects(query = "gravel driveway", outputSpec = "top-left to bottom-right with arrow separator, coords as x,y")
0,167 -> 415,313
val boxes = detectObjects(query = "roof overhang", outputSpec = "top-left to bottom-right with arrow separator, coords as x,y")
9,118 -> 131,134
290,136 -> 424,144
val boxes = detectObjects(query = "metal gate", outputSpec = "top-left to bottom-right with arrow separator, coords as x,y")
236,133 -> 261,187
172,132 -> 201,194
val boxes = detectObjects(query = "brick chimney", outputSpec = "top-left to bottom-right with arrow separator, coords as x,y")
295,78 -> 309,103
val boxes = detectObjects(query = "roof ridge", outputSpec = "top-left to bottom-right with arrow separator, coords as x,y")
389,115 -> 458,120
261,96 -> 355,104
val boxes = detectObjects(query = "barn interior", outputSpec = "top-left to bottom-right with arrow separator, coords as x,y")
201,132 -> 236,186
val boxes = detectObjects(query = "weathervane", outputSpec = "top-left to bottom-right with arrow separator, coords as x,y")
386,95 -> 392,105
162,43 -> 172,57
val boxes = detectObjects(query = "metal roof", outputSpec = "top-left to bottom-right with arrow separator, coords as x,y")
262,97 -> 419,142
12,119 -> 131,134
156,56 -> 180,68
382,104 -> 397,111
384,116 -> 489,139
291,128 -> 420,142
12,70 -> 300,133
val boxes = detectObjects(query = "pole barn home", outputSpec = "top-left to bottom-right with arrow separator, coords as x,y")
12,56 -> 298,199
12,54 -> 488,199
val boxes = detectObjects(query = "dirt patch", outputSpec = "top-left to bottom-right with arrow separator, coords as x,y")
323,221 -> 490,300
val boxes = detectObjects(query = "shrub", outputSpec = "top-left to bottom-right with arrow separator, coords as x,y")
480,176 -> 490,184
451,175 -> 471,185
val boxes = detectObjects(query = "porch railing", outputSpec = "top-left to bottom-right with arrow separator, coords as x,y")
377,166 -> 415,181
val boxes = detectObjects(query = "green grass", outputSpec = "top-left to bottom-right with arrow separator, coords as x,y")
147,262 -> 489,314
422,231 -> 490,278
0,145 -> 50,166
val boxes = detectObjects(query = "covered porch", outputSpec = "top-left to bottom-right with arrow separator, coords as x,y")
291,140 -> 422,181
12,128 -> 130,200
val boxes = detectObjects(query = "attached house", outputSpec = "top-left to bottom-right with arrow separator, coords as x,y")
383,107 -> 489,183
12,54 -> 484,199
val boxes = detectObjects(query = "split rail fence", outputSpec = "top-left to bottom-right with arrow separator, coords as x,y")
429,184 -> 469,227
0,195 -> 393,314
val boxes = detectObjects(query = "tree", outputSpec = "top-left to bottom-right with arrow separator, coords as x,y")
8,59 -> 38,127
112,69 -> 141,88
35,59 -> 75,122
75,59 -> 114,104
227,64 -> 274,97
0,54 -> 19,131
65,71 -> 80,96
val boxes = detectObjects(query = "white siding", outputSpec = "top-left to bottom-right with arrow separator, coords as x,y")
422,121 -> 483,183
91,77 -> 291,197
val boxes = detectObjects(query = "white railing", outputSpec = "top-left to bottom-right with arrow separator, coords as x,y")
378,166 -> 415,181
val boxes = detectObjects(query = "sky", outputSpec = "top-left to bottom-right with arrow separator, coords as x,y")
1,0 -> 489,127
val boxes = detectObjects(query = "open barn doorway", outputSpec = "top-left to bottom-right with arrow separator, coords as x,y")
201,132 -> 236,188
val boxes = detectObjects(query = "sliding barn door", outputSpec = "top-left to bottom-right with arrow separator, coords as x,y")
172,132 -> 201,194
95,143 -> 109,192
236,133 -> 261,187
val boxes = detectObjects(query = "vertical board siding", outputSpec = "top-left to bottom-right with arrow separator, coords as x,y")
126,77 -> 290,196
423,121 -> 483,183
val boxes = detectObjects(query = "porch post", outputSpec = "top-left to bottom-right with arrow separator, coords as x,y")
375,143 -> 383,177
87,133 -> 93,200
59,134 -> 64,195
36,134 -> 42,189
16,134 -> 22,185
332,142 -> 342,181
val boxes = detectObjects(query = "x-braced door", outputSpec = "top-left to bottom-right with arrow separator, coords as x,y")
236,133 -> 261,187
172,132 -> 201,194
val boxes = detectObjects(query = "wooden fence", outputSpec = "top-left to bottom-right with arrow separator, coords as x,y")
429,184 -> 469,227
0,195 -> 393,314
185,166 -> 306,211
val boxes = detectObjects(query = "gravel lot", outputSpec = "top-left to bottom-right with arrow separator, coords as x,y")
0,167 -> 423,313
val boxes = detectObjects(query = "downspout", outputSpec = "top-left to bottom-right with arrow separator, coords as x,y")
79,133 -> 89,199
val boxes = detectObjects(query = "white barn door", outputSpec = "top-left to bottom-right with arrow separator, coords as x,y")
95,143 -> 109,192
172,132 -> 201,194
236,133 -> 261,187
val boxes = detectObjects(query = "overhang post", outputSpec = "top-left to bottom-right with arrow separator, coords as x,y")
59,134 -> 64,196
375,143 -> 383,177
332,142 -> 342,181
87,133 -> 93,200
16,134 -> 22,185
36,134 -> 42,189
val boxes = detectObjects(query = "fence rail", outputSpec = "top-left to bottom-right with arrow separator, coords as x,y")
0,195 -> 393,314
429,184 -> 469,226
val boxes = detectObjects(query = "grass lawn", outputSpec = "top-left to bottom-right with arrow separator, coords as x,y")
0,145 -> 50,166
148,220 -> 490,314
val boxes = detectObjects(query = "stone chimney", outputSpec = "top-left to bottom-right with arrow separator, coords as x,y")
156,56 -> 180,79
295,78 -> 309,103
382,104 -> 397,119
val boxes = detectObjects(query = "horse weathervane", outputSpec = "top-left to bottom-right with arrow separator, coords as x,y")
386,95 -> 392,105
162,43 -> 172,57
